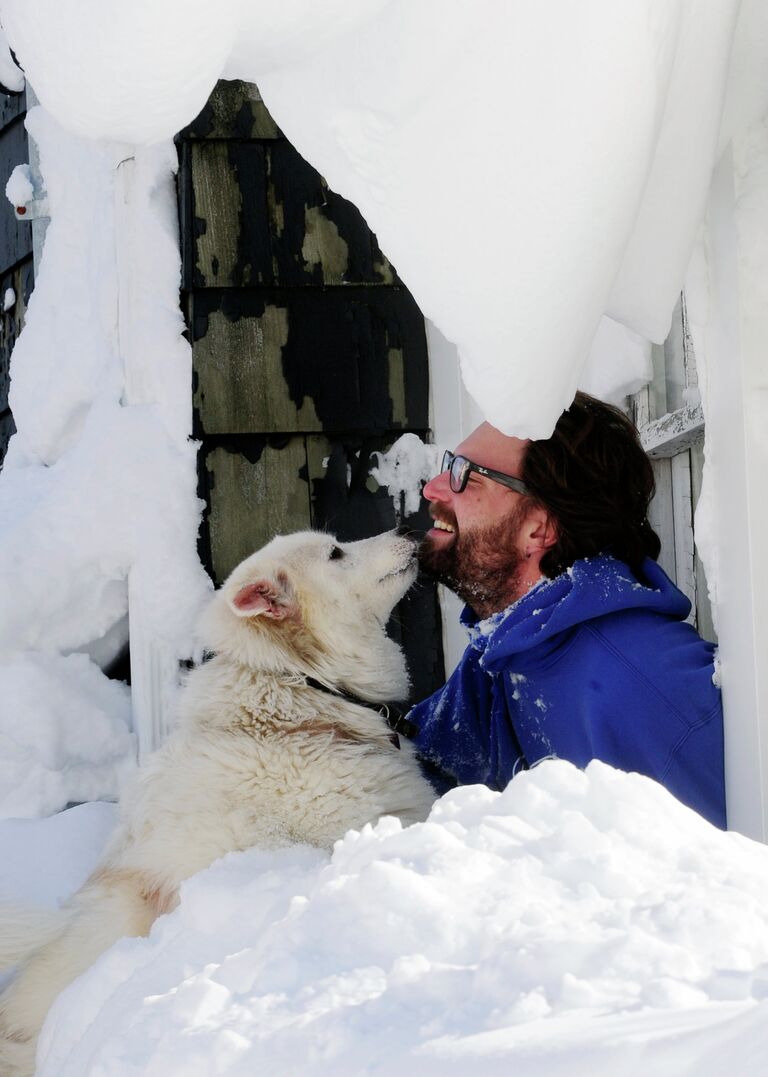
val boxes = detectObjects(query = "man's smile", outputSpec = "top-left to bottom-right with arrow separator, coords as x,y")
426,511 -> 458,542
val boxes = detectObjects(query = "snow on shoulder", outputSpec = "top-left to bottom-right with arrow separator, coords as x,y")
37,761 -> 768,1076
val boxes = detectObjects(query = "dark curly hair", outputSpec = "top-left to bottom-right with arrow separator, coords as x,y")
521,392 -> 660,577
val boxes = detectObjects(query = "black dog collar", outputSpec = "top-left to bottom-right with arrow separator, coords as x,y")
304,676 -> 418,748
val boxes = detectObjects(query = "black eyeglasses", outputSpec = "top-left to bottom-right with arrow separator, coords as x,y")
441,450 -> 533,496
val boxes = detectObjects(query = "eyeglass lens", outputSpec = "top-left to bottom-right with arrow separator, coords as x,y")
451,455 -> 468,493
440,450 -> 469,493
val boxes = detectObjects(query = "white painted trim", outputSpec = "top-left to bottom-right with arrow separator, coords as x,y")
699,147 -> 768,840
126,577 -> 179,758
639,404 -> 704,458
670,450 -> 696,622
114,155 -> 179,758
23,85 -> 50,276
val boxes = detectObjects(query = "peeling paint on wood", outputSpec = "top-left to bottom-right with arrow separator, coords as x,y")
191,289 -> 428,435
373,256 -> 395,285
0,408 -> 15,460
181,80 -> 281,141
648,457 -> 676,582
266,173 -> 285,240
0,100 -> 30,365
0,114 -> 32,274
671,450 -> 696,622
302,206 -> 349,282
305,432 -> 418,541
191,142 -> 248,287
690,439 -> 716,641
194,306 -> 322,434
205,438 -> 310,580
630,295 -> 714,640
387,346 -> 407,427
639,403 -> 704,458
189,127 -> 400,289
179,79 -> 443,699
0,87 -> 26,129
0,260 -> 31,412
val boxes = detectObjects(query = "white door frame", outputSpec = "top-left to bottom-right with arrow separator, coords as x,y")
696,147 -> 768,840
114,154 -> 180,759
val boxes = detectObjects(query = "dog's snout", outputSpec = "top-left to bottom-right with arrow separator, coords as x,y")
394,525 -> 410,538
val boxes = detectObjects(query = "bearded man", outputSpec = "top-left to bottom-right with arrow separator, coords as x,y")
411,392 -> 726,828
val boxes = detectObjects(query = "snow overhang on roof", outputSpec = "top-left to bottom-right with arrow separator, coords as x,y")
2,0 -> 767,436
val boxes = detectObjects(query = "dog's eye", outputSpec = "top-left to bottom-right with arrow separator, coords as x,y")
329,546 -> 345,560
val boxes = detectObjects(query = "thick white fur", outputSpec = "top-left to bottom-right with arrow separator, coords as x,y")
0,530 -> 435,1075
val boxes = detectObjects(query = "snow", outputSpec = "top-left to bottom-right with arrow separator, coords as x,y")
0,106 -> 210,814
4,162 -> 32,209
2,1 -> 766,435
2,285 -> 14,311
370,434 -> 442,518
0,760 -> 760,1075
0,402 -> 203,655
0,3 -> 767,1071
0,22 -> 23,93
579,318 -> 653,406
0,801 -> 116,908
682,104 -> 768,836
230,1 -> 741,437
0,652 -> 134,820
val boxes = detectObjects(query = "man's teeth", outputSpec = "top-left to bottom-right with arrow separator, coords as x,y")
434,520 -> 455,533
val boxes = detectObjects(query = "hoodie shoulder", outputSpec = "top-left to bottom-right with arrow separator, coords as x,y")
481,556 -> 692,663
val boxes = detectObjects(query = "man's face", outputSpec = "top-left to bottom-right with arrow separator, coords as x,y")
419,424 -> 533,615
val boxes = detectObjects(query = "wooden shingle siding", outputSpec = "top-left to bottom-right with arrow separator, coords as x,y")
0,259 -> 32,460
178,81 -> 444,702
0,116 -> 32,265
192,288 -> 425,434
0,87 -> 32,468
182,80 -> 281,142
184,138 -> 397,289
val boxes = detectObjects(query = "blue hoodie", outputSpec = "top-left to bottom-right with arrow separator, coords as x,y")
411,555 -> 726,828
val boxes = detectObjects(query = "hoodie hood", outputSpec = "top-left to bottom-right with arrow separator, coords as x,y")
462,556 -> 692,670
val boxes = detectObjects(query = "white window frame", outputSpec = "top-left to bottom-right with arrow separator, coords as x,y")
693,148 -> 768,841
115,155 -> 180,759
631,296 -> 714,641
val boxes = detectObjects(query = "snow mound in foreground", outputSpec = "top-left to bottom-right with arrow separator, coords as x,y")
38,760 -> 768,1076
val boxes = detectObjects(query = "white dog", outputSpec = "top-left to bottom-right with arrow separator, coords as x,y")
0,529 -> 435,1075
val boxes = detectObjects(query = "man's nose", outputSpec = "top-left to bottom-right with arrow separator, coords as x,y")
423,468 -> 451,502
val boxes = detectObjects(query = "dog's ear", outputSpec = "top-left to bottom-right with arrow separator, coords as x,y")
229,573 -> 299,622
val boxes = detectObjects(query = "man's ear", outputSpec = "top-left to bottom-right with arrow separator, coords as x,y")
524,508 -> 558,554
228,572 -> 299,621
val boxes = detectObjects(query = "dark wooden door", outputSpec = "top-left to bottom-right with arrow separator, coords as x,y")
177,81 -> 444,703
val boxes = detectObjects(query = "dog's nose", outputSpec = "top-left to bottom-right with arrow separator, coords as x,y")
394,525 -> 412,538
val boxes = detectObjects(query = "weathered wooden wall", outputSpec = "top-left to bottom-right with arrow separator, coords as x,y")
177,81 -> 444,702
0,87 -> 33,466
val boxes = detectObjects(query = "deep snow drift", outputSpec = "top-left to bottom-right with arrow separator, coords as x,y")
0,6 -> 767,1068
0,2 -> 766,816
0,106 -> 210,817
2,0 -> 768,435
0,653 -> 133,820
5,760 -> 764,1076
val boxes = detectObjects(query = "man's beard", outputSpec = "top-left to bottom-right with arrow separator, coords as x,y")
419,505 -> 527,618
